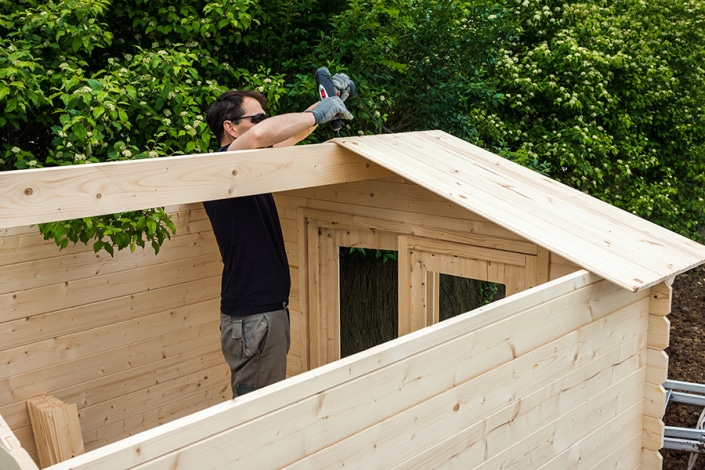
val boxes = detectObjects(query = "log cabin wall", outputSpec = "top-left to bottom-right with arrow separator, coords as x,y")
0,204 -> 230,461
0,174 -> 582,465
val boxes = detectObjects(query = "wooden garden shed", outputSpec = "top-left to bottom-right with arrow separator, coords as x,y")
1,130 -> 705,469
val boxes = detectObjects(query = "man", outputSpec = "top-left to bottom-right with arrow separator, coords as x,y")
204,87 -> 353,398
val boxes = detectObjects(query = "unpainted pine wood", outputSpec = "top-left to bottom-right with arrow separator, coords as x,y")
0,298 -> 219,382
44,271 -> 602,469
27,396 -> 84,467
647,314 -> 670,350
336,132 -> 705,291
0,231 -> 218,296
77,363 -> 229,433
646,348 -> 669,385
0,253 -> 221,323
642,414 -> 664,453
284,177 -> 494,225
69,276 -> 642,470
472,369 -> 645,470
0,317 -> 220,430
641,448 -> 664,469
408,131 -> 705,270
287,328 -> 646,469
0,204 -> 210,268
288,196 -> 536,253
305,218 -> 322,369
643,383 -> 667,426
322,229 -> 339,364
0,143 -> 391,229
649,279 -> 673,317
1,339 -> 224,432
536,401 -> 643,469
590,434 -> 644,469
407,236 -> 528,266
0,276 -> 219,352
294,206 -> 310,374
131,302 -> 641,468
81,384 -> 229,452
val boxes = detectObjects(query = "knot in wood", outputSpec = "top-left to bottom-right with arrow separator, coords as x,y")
24,187 -> 33,196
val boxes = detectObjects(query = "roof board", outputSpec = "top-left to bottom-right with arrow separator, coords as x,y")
335,130 -> 705,292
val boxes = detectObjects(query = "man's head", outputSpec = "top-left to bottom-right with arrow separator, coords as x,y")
206,90 -> 268,146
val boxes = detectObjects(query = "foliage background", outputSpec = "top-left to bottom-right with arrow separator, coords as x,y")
1,0 -> 704,253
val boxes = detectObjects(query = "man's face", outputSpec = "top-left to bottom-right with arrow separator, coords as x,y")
224,96 -> 266,140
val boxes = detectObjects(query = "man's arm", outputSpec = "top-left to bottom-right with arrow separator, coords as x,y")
226,96 -> 351,151
226,112 -> 317,151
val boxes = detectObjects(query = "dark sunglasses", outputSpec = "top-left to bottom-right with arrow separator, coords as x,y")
234,113 -> 268,124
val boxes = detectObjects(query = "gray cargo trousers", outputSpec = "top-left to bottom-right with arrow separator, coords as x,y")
220,304 -> 290,398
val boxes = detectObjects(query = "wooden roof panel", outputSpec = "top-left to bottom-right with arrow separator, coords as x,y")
335,130 -> 705,292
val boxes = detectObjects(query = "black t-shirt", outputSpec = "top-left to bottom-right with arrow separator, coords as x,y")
203,146 -> 290,315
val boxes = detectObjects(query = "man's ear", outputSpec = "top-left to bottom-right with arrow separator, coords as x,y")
223,120 -> 239,140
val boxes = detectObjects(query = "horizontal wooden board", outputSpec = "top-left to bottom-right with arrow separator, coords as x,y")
0,254 -> 221,322
0,276 -> 220,351
0,143 -> 392,229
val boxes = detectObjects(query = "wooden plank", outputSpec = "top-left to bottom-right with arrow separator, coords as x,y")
642,415 -> 664,452
538,401 -> 643,468
0,143 -> 391,229
27,396 -> 84,467
0,253 -> 221,322
0,299 -> 219,381
472,370 -> 645,469
592,434 -> 644,469
336,132 -> 705,291
77,364 -> 229,433
292,206 -> 309,373
646,348 -> 669,385
288,333 -> 645,469
0,317 -> 221,429
0,231 -> 218,296
293,201 -> 537,254
408,236 -> 527,266
647,314 -> 670,350
1,337 -> 223,423
643,383 -> 667,420
305,218 -> 322,369
641,448 -> 663,469
649,280 -> 673,317
0,276 -> 219,352
0,204 -> 210,267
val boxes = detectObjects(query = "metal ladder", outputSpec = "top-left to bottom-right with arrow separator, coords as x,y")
663,379 -> 705,468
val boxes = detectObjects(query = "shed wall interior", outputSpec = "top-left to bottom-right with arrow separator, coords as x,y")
0,174 -> 670,468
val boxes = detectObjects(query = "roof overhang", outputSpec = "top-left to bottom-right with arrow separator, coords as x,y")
334,130 -> 705,292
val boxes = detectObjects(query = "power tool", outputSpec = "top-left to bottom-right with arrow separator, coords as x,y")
315,67 -> 356,133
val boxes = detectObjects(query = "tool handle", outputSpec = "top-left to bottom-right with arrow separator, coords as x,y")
315,67 -> 342,132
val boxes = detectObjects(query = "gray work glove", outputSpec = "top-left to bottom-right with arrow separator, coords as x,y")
331,73 -> 353,102
307,96 -> 353,125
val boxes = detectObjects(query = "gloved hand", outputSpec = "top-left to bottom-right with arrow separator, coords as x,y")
331,73 -> 353,102
307,96 -> 353,125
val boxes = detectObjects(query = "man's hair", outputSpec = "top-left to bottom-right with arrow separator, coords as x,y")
206,90 -> 268,144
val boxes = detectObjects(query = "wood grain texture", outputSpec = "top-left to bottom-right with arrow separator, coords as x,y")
335,131 -> 705,291
0,143 -> 391,229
